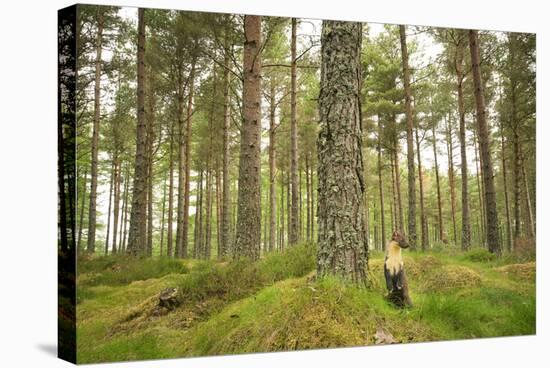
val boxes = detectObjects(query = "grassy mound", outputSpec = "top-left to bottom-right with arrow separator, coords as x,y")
76,245 -> 535,364
421,265 -> 482,291
496,262 -> 536,282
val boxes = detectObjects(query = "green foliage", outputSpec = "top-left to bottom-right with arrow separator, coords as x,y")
461,248 -> 497,262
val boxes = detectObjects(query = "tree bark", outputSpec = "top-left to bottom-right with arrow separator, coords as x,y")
182,57 -> 197,259
473,128 -> 486,246
268,78 -> 277,252
432,125 -> 444,241
377,116 -> 386,249
121,165 -> 130,252
127,8 -> 148,255
500,121 -> 513,252
399,25 -> 417,250
446,115 -> 458,244
159,169 -> 168,256
104,161 -> 115,254
289,17 -> 299,246
415,124 -> 428,250
167,120 -> 175,257
234,15 -> 262,260
146,69 -> 156,257
455,35 -> 471,250
469,29 -> 500,254
221,30 -> 232,258
77,169 -> 87,252
317,20 -> 368,284
87,10 -> 104,253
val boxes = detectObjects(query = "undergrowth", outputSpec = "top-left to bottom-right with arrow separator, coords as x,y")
76,243 -> 535,364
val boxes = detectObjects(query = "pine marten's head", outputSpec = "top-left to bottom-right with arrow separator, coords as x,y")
391,230 -> 409,249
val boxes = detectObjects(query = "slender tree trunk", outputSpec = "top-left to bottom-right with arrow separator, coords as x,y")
77,169 -> 88,252
500,121 -> 513,252
469,29 -> 500,254
121,165 -> 130,252
205,168 -> 212,259
159,169 -> 168,256
393,126 -> 404,232
455,37 -> 471,250
473,129 -> 485,246
104,161 -> 115,254
194,170 -> 203,258
280,169 -> 285,251
389,153 -> 397,232
446,115 -> 458,244
399,25 -> 417,250
377,116 -> 386,249
182,58 -> 197,259
269,78 -> 277,252
415,125 -> 428,250
87,10 -> 104,253
221,29 -> 232,258
146,71 -> 156,257
317,20 -> 367,284
289,17 -> 299,246
234,15 -> 262,260
216,165 -> 223,259
167,121 -> 175,257
310,162 -> 315,242
521,152 -> 535,238
111,159 -> 121,254
287,171 -> 291,247
305,153 -> 311,242
432,125 -> 444,241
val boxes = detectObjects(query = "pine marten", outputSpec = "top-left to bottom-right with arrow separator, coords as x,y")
384,230 -> 413,307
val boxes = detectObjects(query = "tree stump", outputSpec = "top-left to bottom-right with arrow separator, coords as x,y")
158,287 -> 180,310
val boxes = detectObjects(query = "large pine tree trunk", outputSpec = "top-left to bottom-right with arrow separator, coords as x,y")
317,20 -> 368,284
268,78 -> 277,252
234,15 -> 262,260
87,10 -> 104,253
289,17 -> 299,246
432,126 -> 444,241
377,116 -> 386,249
399,25 -> 417,250
446,115 -> 458,244
127,8 -> 148,255
221,31 -> 232,258
469,30 -> 501,254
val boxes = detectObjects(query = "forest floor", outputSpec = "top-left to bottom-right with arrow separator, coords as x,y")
75,244 -> 536,364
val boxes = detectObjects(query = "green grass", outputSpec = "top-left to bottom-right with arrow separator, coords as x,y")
76,245 -> 535,364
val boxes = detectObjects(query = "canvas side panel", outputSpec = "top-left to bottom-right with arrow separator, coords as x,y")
58,4 -> 77,364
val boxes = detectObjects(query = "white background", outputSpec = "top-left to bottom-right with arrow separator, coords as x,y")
0,0 -> 546,367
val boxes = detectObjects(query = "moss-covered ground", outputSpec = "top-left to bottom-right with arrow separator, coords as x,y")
76,244 -> 535,364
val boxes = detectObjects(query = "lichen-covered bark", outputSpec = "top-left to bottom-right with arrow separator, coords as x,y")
127,8 -> 148,255
399,25 -> 417,251
317,20 -> 368,285
469,30 -> 500,255
234,15 -> 262,260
